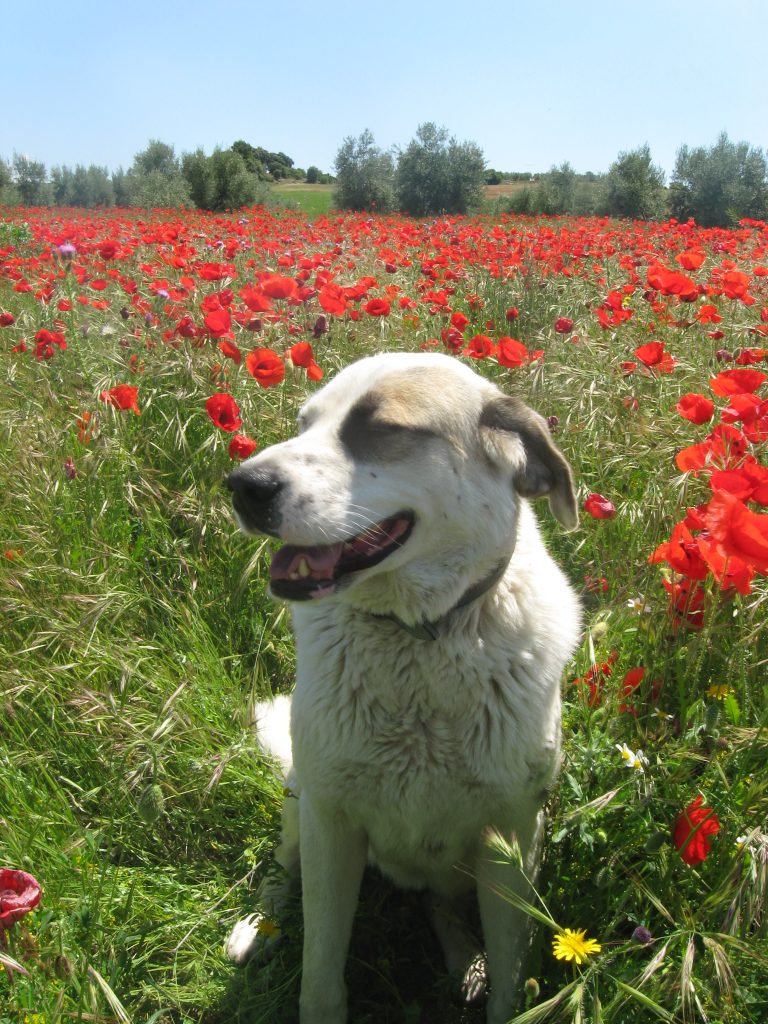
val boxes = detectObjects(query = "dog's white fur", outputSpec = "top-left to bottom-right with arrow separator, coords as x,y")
226,353 -> 581,1024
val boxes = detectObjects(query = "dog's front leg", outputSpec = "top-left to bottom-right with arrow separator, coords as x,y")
477,813 -> 544,1024
299,794 -> 367,1024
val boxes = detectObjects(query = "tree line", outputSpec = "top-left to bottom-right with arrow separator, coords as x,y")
1,128 -> 767,228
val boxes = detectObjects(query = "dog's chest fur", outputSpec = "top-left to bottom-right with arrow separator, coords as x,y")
289,573 -> 568,891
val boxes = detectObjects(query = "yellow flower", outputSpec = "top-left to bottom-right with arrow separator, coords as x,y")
552,928 -> 602,964
706,684 -> 734,700
256,916 -> 281,938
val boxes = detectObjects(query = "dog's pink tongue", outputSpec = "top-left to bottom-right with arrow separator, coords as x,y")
269,543 -> 344,582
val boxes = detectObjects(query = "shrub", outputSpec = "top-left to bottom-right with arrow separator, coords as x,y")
601,144 -> 666,220
395,122 -> 485,216
670,132 -> 768,226
333,129 -> 395,212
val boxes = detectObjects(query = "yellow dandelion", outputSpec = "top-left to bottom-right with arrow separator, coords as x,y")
256,916 -> 281,938
552,928 -> 602,964
706,684 -> 734,701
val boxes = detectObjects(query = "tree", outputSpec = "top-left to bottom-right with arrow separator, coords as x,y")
602,144 -> 666,220
670,132 -> 768,226
51,164 -> 114,207
182,148 -> 265,210
0,157 -> 20,205
333,129 -> 395,212
12,153 -> 52,206
306,165 -> 320,184
125,140 -> 191,208
395,123 -> 485,216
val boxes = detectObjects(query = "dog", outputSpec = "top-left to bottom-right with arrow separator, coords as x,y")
225,351 -> 581,1024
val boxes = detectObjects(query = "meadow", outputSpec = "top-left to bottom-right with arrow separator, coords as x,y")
0,205 -> 766,1024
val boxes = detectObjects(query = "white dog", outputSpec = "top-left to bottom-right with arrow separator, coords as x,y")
226,352 -> 581,1024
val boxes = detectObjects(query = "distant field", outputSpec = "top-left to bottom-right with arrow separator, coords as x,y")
270,179 -> 536,216
270,181 -> 334,215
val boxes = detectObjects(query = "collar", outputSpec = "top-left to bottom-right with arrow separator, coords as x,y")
368,558 -> 510,641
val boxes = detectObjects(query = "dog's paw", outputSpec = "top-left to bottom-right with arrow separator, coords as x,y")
225,913 -> 282,965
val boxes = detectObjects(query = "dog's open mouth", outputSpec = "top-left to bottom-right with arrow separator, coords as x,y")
269,513 -> 414,600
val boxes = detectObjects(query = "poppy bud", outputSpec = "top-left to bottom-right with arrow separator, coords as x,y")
137,783 -> 164,824
524,978 -> 540,1001
644,831 -> 667,854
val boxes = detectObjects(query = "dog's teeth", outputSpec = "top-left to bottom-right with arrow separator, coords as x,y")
297,558 -> 311,578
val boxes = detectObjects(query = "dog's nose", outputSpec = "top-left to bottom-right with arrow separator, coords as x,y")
226,466 -> 284,533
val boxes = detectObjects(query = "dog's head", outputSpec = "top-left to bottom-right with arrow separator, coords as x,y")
227,353 -> 577,622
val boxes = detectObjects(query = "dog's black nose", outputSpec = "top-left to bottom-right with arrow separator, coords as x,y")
226,466 -> 284,533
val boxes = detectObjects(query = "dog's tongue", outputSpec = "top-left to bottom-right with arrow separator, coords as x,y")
270,542 -> 344,582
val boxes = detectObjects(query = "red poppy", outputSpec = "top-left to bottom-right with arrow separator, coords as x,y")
676,393 -> 714,424
260,274 -> 298,300
364,297 -> 391,317
245,348 -> 285,388
497,336 -> 529,368
205,393 -> 242,432
584,493 -> 616,519
34,329 -> 67,361
672,796 -> 720,866
463,334 -> 496,359
0,868 -> 41,931
100,384 -> 140,415
288,342 -> 323,380
450,310 -> 470,332
709,368 -> 767,397
554,317 -> 574,334
228,434 -> 258,460
239,284 -> 273,313
0,311 -> 14,326
635,340 -> 676,373
204,307 -> 233,339
704,489 -> 768,573
318,284 -> 347,317
218,339 -> 242,364
573,650 -> 618,706
675,250 -> 705,271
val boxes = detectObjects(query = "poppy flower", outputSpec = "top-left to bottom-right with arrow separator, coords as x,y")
318,284 -> 347,317
228,434 -> 258,460
364,297 -> 390,317
239,284 -> 273,313
463,334 -> 496,359
100,384 -> 140,415
0,312 -> 14,327
676,393 -> 714,424
204,308 -> 233,339
245,348 -> 285,388
0,869 -> 41,931
288,342 -> 323,381
635,340 -> 676,373
554,317 -> 574,334
672,795 -> 720,866
703,489 -> 768,573
709,368 -> 767,397
584,493 -> 616,519
260,274 -> 298,300
450,311 -> 470,332
497,336 -> 529,368
205,393 -> 242,433
218,339 -> 242,364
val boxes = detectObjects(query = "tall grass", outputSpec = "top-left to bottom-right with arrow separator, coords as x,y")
0,206 -> 766,1023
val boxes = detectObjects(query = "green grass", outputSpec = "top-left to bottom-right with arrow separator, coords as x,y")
0,206 -> 766,1024
269,183 -> 334,217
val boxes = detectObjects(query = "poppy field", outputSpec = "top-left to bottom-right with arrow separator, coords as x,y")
1,205 -> 767,1023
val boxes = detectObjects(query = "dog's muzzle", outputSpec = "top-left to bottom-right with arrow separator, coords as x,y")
226,464 -> 284,536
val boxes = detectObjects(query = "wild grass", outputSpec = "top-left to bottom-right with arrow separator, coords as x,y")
0,206 -> 766,1023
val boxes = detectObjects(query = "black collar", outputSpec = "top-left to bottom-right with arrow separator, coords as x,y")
368,558 -> 510,641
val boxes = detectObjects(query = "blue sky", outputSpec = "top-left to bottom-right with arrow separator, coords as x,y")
3,0 -> 765,180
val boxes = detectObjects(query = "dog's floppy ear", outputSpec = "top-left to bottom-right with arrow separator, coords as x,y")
480,395 -> 579,531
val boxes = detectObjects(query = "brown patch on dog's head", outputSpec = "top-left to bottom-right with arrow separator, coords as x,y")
339,367 -> 477,461
480,395 -> 578,530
